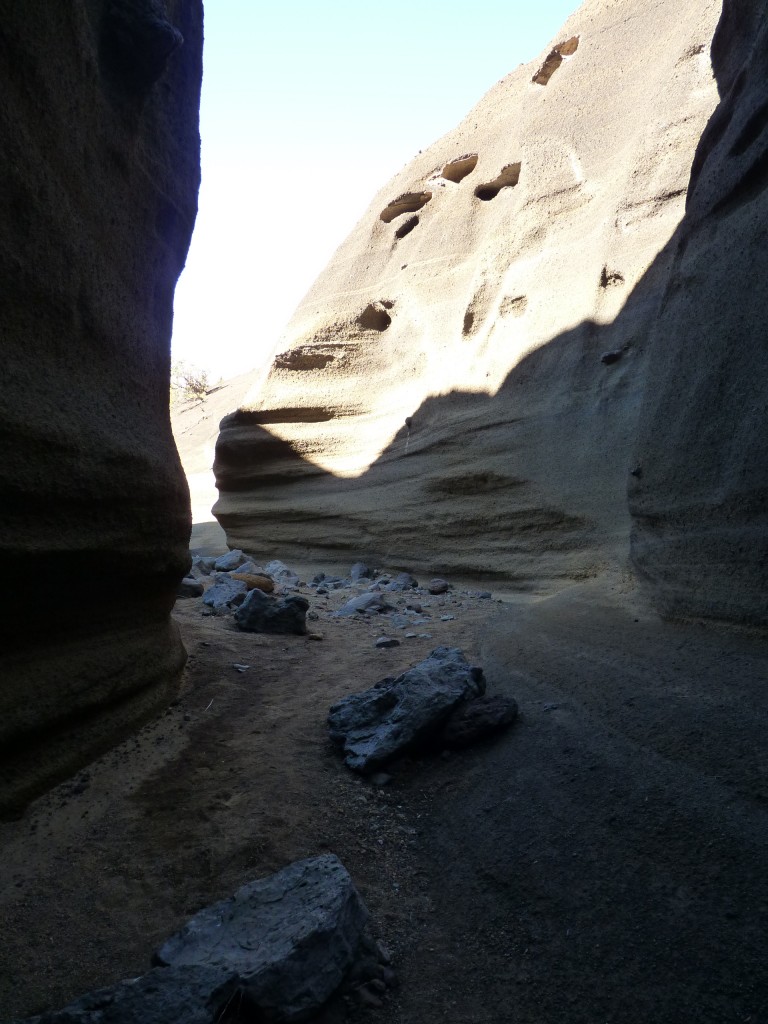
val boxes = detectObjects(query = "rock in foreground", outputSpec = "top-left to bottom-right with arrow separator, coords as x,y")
328,647 -> 486,773
155,854 -> 370,1022
234,589 -> 309,634
17,856 -> 371,1024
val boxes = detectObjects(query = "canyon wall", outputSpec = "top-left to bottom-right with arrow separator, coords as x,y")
214,0 -> 722,586
0,0 -> 202,815
629,0 -> 768,626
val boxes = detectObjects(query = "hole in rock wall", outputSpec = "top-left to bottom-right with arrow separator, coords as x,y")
500,295 -> 528,317
357,302 -> 393,331
441,153 -> 479,183
274,347 -> 338,372
474,162 -> 521,201
463,309 -> 475,335
532,36 -> 579,86
380,192 -> 432,223
395,215 -> 420,239
600,266 -> 625,288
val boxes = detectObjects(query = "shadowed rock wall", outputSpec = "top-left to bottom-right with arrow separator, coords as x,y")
629,0 -> 768,626
0,0 -> 203,815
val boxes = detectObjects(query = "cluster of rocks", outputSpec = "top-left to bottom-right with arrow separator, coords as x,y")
177,553 -> 497,644
177,551 -> 309,635
14,855 -> 394,1023
328,647 -> 518,776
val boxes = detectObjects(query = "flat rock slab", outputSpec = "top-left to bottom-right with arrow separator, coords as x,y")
441,694 -> 519,748
18,856 -> 370,1024
328,647 -> 486,773
16,966 -> 235,1024
335,593 -> 393,617
234,589 -> 309,634
155,854 -> 370,1022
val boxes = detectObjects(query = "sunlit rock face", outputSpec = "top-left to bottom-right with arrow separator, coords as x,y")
630,0 -> 768,627
215,0 -> 720,585
0,1 -> 202,816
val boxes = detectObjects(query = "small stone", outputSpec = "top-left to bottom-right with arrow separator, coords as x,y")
232,664 -> 250,672
213,549 -> 248,572
375,636 -> 400,649
440,614 -> 456,621
308,633 -> 324,641
404,632 -> 417,639
336,593 -> 392,617
428,578 -> 450,594
229,572 -> 275,593
417,633 -> 432,639
350,562 -> 372,581
177,576 -> 204,599
405,601 -> 422,613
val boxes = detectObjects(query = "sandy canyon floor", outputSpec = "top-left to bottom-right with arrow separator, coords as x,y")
1,551 -> 767,1024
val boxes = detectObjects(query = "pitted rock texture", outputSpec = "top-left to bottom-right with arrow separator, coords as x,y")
0,1 -> 203,815
629,0 -> 768,626
213,0 -> 723,591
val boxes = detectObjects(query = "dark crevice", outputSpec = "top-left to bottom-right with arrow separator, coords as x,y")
395,216 -> 419,239
532,36 -> 579,86
380,192 -> 432,223
358,302 -> 393,332
474,163 -> 521,202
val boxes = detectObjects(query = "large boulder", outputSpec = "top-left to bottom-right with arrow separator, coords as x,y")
212,0 -> 722,586
15,856 -> 371,1024
328,647 -> 486,772
154,855 -> 370,1022
0,1 -> 203,815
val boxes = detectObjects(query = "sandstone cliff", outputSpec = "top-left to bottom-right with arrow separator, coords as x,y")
0,0 -> 202,815
214,0 -> 732,599
215,0 -> 768,626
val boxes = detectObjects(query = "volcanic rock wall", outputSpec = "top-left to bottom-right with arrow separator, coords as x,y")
0,0 -> 202,815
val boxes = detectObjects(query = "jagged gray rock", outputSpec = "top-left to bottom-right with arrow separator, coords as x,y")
233,589 -> 309,634
15,856 -> 371,1024
155,854 -> 370,1022
201,573 -> 247,615
15,965 -> 235,1024
328,647 -> 486,772
213,549 -> 248,572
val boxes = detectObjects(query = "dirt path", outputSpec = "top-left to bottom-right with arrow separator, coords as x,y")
1,571 -> 767,1023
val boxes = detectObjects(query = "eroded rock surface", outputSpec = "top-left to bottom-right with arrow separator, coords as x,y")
213,0 -> 723,591
0,1 -> 203,815
629,0 -> 768,626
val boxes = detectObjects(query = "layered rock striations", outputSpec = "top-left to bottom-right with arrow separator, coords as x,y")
214,0 -> 723,590
629,0 -> 768,626
0,1 -> 203,815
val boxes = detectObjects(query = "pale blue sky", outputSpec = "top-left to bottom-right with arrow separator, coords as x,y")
171,0 -> 579,378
